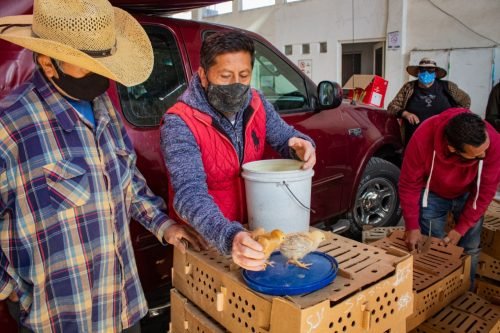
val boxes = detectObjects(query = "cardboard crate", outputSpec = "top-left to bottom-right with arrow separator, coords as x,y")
481,215 -> 500,260
170,288 -> 226,333
475,277 -> 500,306
361,226 -> 406,244
370,230 -> 470,331
172,232 -> 413,333
478,252 -> 500,282
409,292 -> 500,333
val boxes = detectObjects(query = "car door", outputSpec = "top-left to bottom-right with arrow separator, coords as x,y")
249,39 -> 362,222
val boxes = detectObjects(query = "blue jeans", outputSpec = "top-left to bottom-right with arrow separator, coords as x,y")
420,191 -> 482,288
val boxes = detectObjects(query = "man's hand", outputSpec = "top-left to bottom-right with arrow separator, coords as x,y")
232,231 -> 267,271
440,229 -> 461,246
404,229 -> 422,252
163,223 -> 209,254
401,111 -> 420,125
288,137 -> 316,170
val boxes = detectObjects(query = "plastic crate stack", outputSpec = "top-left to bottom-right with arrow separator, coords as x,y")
169,232 -> 415,333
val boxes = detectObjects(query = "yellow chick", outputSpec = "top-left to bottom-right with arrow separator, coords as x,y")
280,230 -> 326,269
251,228 -> 286,267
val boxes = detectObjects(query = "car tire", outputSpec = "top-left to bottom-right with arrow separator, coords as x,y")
347,157 -> 401,238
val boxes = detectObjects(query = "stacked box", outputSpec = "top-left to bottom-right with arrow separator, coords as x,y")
170,288 -> 226,333
481,215 -> 500,259
361,226 -> 405,244
478,252 -> 500,282
410,292 -> 500,333
475,277 -> 500,305
172,232 -> 413,333
370,230 -> 470,331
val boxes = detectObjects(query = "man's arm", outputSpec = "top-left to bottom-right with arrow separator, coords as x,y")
0,157 -> 16,300
160,114 -> 245,255
448,81 -> 471,109
258,91 -> 315,158
387,82 -> 412,117
399,139 -> 427,231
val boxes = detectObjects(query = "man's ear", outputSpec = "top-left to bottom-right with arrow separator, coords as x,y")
37,55 -> 58,79
447,145 -> 457,153
198,67 -> 208,89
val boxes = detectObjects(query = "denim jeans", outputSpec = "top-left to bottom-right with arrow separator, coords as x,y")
419,191 -> 482,288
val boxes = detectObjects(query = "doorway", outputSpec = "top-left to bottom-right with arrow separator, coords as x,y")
341,41 -> 386,86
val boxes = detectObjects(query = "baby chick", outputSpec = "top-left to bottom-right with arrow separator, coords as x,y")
251,228 -> 286,267
280,230 -> 326,269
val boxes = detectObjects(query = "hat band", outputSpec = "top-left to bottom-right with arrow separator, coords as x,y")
0,24 -> 117,58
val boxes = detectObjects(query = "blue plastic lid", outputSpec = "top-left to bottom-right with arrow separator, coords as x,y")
242,251 -> 338,296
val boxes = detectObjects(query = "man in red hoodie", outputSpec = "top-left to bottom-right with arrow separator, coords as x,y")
400,108 -> 500,283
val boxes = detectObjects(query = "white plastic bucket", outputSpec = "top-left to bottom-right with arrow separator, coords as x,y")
241,159 -> 314,233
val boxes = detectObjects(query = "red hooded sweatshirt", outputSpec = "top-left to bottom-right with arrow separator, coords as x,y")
400,108 -> 500,235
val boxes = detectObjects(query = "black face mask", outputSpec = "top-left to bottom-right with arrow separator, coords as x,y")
50,59 -> 110,101
206,82 -> 250,115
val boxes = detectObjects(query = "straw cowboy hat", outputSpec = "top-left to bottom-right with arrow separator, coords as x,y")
0,0 -> 153,86
407,57 -> 447,79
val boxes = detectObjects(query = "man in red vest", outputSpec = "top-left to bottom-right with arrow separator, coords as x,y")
160,31 -> 316,271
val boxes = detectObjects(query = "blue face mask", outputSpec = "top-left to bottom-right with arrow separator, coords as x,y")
418,71 -> 436,86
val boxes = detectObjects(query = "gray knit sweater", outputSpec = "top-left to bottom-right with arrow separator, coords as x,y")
160,74 -> 313,255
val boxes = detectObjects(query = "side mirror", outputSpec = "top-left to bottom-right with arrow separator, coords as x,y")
317,81 -> 343,109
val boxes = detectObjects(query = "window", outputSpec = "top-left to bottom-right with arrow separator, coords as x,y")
284,45 -> 293,55
171,11 -> 192,20
117,26 -> 187,127
202,1 -> 232,17
251,40 -> 308,112
302,43 -> 310,55
320,42 -> 327,53
242,0 -> 275,11
286,0 -> 303,2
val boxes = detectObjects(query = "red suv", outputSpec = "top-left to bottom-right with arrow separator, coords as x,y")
0,1 -> 403,331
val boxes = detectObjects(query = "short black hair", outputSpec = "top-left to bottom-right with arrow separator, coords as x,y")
444,112 -> 487,152
200,31 -> 255,71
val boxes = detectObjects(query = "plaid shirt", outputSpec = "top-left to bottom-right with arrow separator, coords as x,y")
0,70 -> 173,332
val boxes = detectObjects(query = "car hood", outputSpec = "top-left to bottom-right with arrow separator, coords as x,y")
0,0 -> 229,15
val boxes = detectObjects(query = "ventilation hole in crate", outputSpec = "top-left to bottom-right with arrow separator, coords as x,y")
371,309 -> 376,315
347,312 -> 351,318
391,288 -> 396,294
387,300 -> 391,306
375,318 -> 380,323
342,325 -> 347,332
395,296 -> 399,302
351,321 -> 356,327
231,313 -> 235,319
338,317 -> 343,323
384,292 -> 388,298
248,312 -> 252,318
379,305 -> 384,311
383,313 -> 387,319
372,270 -> 378,273
245,322 -> 249,328
329,322 -> 334,328
252,304 -> 256,311
241,307 -> 245,314
376,296 -> 381,302
235,304 -> 239,309
251,328 -> 256,333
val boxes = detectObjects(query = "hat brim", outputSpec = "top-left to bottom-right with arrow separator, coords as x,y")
407,65 -> 447,79
0,8 -> 153,87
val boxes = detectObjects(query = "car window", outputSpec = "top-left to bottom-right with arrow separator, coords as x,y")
117,25 -> 187,127
251,40 -> 309,113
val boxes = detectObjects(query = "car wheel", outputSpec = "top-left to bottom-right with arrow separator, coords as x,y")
347,157 -> 401,237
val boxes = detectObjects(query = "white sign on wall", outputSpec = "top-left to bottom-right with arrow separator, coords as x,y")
298,59 -> 312,78
387,31 -> 400,49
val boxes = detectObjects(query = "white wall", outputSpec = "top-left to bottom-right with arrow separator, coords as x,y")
196,0 -> 500,111
196,0 -> 388,84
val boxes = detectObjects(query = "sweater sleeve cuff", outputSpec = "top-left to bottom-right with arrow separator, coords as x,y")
454,221 -> 470,236
219,223 -> 246,256
152,216 -> 177,245
404,215 -> 420,231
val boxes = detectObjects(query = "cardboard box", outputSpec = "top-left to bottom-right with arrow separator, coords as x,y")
170,288 -> 225,333
481,215 -> 500,260
478,252 -> 500,282
343,75 -> 388,108
361,226 -> 405,244
475,277 -> 500,306
172,232 -> 413,333
409,292 -> 500,333
370,230 -> 470,331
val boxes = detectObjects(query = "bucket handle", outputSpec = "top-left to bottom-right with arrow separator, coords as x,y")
282,181 -> 316,214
